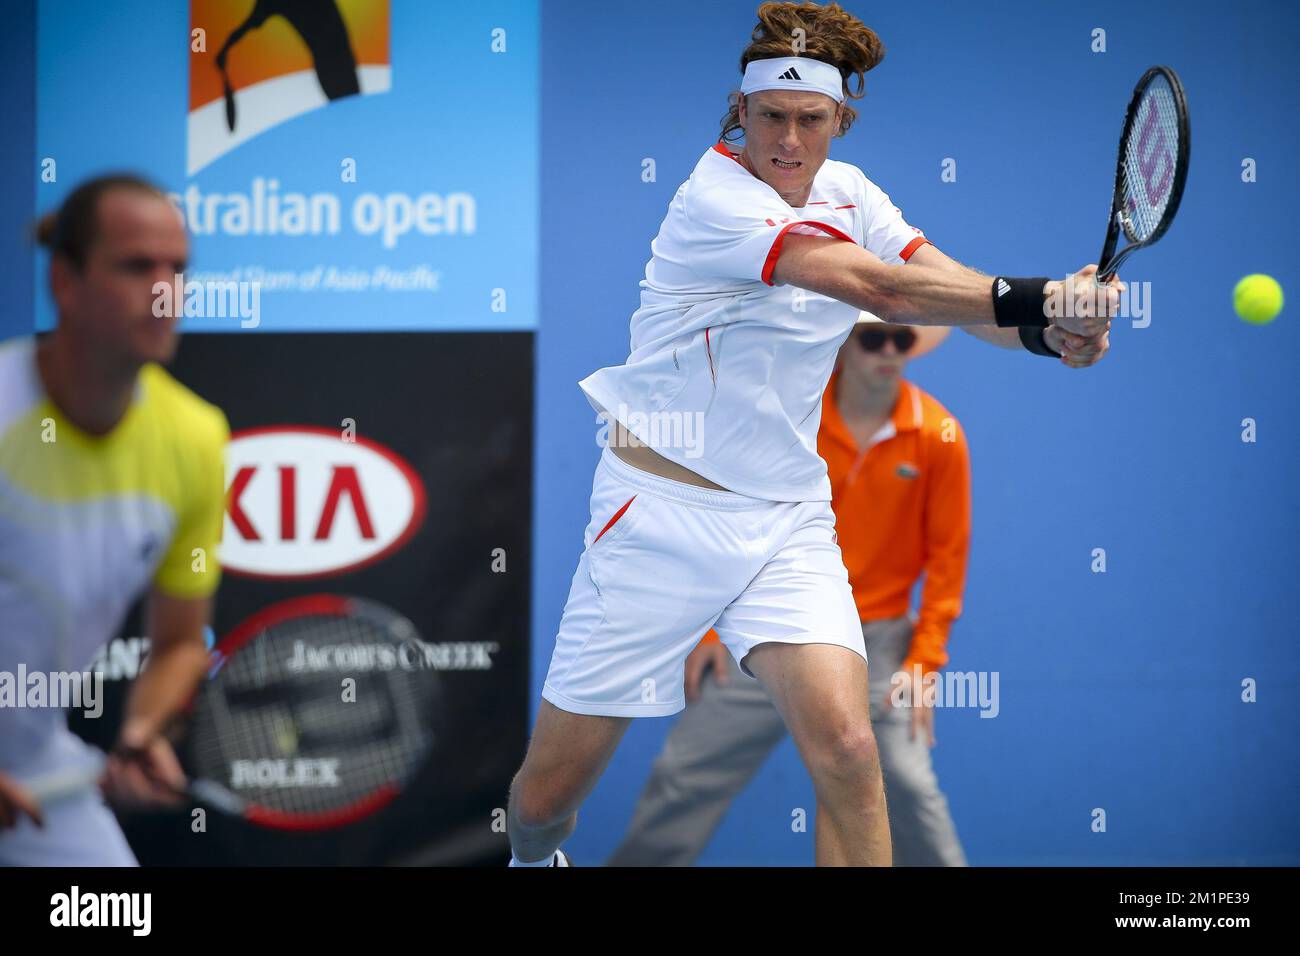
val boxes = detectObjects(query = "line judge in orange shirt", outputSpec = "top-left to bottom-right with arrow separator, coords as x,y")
607,314 -> 970,867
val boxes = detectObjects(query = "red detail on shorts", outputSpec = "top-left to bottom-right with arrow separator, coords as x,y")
761,220 -> 855,286
705,327 -> 716,383
594,495 -> 637,544
899,236 -> 930,262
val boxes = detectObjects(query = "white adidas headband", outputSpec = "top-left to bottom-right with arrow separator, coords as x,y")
740,56 -> 844,104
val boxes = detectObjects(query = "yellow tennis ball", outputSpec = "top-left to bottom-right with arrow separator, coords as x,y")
1233,274 -> 1284,325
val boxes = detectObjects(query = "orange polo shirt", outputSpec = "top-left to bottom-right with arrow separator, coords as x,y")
702,371 -> 971,674
820,370 -> 971,674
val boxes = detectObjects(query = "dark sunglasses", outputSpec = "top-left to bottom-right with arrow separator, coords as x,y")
855,327 -> 917,353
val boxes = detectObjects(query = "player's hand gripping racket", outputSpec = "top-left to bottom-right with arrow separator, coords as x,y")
1096,65 -> 1190,281
120,595 -> 444,831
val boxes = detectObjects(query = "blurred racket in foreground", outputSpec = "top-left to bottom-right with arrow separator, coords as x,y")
22,752 -> 106,807
124,594 -> 443,831
1097,65 -> 1190,280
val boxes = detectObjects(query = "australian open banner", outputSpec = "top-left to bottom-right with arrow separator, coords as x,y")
43,0 -> 539,865
36,0 -> 539,333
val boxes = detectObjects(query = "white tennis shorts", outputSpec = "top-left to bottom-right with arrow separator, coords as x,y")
542,447 -> 866,717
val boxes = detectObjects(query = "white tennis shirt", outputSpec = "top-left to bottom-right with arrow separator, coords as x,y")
580,142 -> 928,502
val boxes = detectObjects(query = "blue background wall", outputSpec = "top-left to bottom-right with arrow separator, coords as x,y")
3,0 -> 1296,865
535,0 -> 1299,865
0,0 -> 35,345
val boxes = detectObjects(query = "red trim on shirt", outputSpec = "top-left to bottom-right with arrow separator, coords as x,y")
593,495 -> 637,544
899,237 -> 930,262
835,204 -> 856,209
761,221 -> 855,286
713,141 -> 743,164
705,327 -> 716,383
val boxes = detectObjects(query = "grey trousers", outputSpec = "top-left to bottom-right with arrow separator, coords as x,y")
606,615 -> 968,866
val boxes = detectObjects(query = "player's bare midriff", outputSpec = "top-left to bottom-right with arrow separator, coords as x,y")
609,421 -> 731,491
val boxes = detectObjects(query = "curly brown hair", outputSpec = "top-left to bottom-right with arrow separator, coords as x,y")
719,2 -> 885,144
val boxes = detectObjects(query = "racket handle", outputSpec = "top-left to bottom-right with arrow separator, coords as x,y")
188,779 -> 245,816
109,742 -> 232,813
23,753 -> 107,806
1097,243 -> 1135,283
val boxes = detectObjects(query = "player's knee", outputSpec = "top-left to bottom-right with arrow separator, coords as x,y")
805,720 -> 882,787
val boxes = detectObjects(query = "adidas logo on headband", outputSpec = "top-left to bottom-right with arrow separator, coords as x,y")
740,56 -> 845,105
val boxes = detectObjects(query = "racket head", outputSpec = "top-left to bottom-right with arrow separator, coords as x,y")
182,594 -> 443,831
1099,65 -> 1190,278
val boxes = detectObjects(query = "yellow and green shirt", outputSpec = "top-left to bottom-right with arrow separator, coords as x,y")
0,336 -> 228,772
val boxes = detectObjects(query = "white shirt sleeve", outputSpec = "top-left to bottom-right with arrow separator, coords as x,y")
858,173 -> 928,264
681,182 -> 854,285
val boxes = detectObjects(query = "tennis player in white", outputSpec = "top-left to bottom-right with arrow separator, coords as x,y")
509,1 -> 1118,867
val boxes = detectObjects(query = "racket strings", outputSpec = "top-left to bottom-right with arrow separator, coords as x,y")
189,607 -> 439,818
1120,75 -> 1181,242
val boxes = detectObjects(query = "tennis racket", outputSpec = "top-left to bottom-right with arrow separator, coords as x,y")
22,752 -> 106,806
0,556 -> 108,816
1097,66 -> 1190,281
123,594 -> 444,831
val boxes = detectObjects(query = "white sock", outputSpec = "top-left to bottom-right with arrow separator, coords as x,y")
509,850 -> 560,867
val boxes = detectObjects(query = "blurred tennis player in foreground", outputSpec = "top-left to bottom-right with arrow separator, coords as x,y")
0,175 -> 228,864
609,319 -> 970,866
509,1 -> 1117,867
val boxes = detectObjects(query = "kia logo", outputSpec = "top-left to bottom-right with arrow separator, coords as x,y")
221,426 -> 426,579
